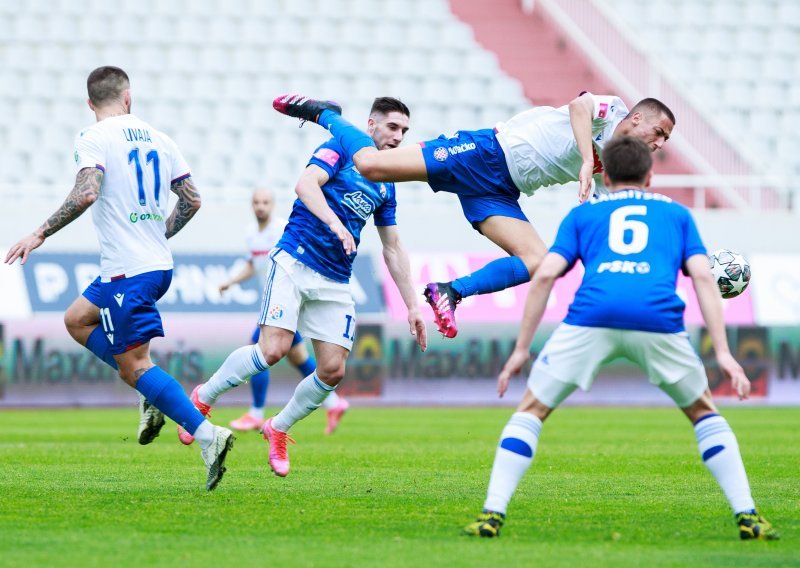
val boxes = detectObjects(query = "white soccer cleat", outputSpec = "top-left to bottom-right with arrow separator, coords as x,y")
201,426 -> 235,491
137,393 -> 165,445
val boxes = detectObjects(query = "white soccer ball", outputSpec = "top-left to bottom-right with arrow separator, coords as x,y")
708,249 -> 751,299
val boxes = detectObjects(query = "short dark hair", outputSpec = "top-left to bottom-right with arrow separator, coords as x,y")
602,136 -> 653,185
370,97 -> 410,119
630,97 -> 675,126
87,66 -> 130,106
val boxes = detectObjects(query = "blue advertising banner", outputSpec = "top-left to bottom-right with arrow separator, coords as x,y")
20,252 -> 386,314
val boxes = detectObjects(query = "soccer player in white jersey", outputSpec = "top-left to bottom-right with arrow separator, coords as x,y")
461,137 -> 778,540
180,188 -> 348,439
4,66 -> 234,491
185,97 -> 427,477
273,93 -> 675,338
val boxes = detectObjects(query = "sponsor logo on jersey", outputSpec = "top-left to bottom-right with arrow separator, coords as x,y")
343,191 -> 375,220
129,212 -> 164,223
313,147 -> 340,167
448,142 -> 476,156
597,260 -> 651,274
433,147 -> 448,162
268,304 -> 284,320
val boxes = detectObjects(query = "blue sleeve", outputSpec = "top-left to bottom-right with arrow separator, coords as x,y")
307,139 -> 344,179
373,183 -> 397,227
549,208 -> 580,269
681,208 -> 707,274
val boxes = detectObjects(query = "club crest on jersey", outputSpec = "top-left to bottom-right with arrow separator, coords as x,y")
268,305 -> 284,320
598,103 -> 608,118
433,147 -> 449,162
343,191 -> 375,220
378,184 -> 387,198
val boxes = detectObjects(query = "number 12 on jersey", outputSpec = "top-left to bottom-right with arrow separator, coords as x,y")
128,148 -> 162,206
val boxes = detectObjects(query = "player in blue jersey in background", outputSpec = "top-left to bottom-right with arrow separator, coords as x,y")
186,98 -> 427,477
273,93 -> 675,339
4,66 -> 234,491
460,136 -> 778,540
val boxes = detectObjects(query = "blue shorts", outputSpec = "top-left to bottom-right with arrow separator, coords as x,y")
251,326 -> 304,347
420,128 -> 528,229
82,270 -> 172,355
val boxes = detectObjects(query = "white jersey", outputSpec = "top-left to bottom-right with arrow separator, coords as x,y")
495,93 -> 629,196
74,114 -> 191,280
246,217 -> 288,290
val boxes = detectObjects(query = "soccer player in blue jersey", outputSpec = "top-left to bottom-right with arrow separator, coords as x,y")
273,93 -> 675,339
461,136 -> 778,540
4,66 -> 234,490
186,97 -> 427,477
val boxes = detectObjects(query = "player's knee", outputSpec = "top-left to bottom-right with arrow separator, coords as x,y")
521,250 -> 545,277
261,343 -> 289,367
316,361 -> 346,386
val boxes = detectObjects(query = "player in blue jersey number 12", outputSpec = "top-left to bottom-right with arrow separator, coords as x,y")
185,97 -> 426,477
4,66 -> 234,491
461,136 -> 778,540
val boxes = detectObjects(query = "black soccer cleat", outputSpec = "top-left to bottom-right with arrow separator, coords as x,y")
462,510 -> 505,538
273,94 -> 342,124
736,511 -> 780,540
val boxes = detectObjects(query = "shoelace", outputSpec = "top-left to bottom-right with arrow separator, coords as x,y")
271,429 -> 296,457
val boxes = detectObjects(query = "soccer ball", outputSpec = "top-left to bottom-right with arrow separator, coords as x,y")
708,249 -> 751,299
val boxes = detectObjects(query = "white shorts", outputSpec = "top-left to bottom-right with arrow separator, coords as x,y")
528,323 -> 708,409
257,250 -> 356,351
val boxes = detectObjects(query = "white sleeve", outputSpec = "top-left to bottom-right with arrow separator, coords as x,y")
589,94 -> 628,122
73,128 -> 106,173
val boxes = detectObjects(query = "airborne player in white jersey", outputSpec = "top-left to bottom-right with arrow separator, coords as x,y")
273,92 -> 675,338
5,66 -> 234,491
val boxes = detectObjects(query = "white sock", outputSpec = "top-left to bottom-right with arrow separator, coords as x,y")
194,420 -> 215,450
321,390 -> 341,409
272,372 -> 334,432
199,345 -> 268,405
694,414 -> 756,514
484,412 -> 543,515
249,407 -> 265,420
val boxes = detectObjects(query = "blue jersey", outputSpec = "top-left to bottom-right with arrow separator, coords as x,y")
277,139 -> 397,283
551,190 -> 706,333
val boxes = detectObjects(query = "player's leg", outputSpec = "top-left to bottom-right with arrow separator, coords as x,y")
288,332 -> 349,434
64,291 -> 117,370
116,343 -> 234,491
633,331 -> 779,540
230,326 -> 271,432
272,94 -> 428,182
464,325 -> 604,537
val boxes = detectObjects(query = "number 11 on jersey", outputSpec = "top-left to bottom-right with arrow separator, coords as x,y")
128,148 -> 162,206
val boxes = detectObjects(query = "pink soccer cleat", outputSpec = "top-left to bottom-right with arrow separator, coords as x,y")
229,412 -> 266,432
325,398 -> 350,435
262,417 -> 295,477
177,385 -> 212,445
423,282 -> 462,338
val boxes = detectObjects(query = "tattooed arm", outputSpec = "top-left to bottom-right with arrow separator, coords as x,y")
4,167 -> 103,265
165,176 -> 201,239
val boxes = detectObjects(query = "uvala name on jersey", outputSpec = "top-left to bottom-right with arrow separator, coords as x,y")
122,128 -> 152,143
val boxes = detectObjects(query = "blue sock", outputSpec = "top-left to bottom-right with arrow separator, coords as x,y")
85,326 -> 118,370
250,369 -> 270,409
296,356 -> 316,378
135,366 -> 205,434
452,256 -> 530,298
318,110 -> 375,159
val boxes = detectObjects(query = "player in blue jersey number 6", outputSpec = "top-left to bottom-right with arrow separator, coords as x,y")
462,137 -> 778,541
273,93 -> 675,339
4,66 -> 234,491
187,98 -> 427,477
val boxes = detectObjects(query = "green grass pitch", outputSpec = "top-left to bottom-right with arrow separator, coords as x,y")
0,406 -> 797,567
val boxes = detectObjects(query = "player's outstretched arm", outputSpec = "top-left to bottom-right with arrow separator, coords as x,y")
686,254 -> 750,400
295,165 -> 356,255
5,167 -> 103,265
568,93 -> 597,203
219,260 -> 255,294
378,225 -> 426,352
497,252 -> 567,397
165,176 -> 201,239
